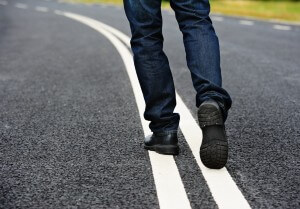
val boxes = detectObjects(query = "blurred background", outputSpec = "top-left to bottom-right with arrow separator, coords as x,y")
67,0 -> 300,23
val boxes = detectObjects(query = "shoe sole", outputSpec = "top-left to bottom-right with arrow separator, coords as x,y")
144,145 -> 179,155
198,103 -> 228,169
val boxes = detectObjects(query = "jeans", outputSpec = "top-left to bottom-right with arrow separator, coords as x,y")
123,0 -> 232,134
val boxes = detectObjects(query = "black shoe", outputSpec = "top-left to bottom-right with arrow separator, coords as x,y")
144,132 -> 179,155
198,99 -> 228,169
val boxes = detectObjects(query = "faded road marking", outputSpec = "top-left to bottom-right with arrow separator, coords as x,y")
273,24 -> 291,31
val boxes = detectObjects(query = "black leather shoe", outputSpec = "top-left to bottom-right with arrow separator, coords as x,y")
144,132 -> 179,155
198,99 -> 228,169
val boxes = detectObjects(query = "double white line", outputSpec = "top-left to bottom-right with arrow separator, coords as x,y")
56,11 -> 251,209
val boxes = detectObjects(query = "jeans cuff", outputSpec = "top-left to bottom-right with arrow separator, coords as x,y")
153,130 -> 178,136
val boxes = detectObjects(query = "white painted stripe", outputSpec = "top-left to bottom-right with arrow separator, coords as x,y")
35,6 -> 48,12
15,3 -> 28,9
60,11 -> 192,209
54,9 -> 63,15
211,16 -> 224,22
239,20 -> 254,26
0,1 -> 7,6
273,24 -> 291,31
68,12 -> 252,209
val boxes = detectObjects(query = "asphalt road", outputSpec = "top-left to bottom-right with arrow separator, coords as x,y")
0,0 -> 299,208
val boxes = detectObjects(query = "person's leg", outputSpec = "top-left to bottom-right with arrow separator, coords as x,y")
170,0 -> 232,119
123,0 -> 179,134
170,0 -> 232,167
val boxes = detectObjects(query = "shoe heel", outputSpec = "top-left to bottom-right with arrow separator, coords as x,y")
200,140 -> 228,169
197,103 -> 224,127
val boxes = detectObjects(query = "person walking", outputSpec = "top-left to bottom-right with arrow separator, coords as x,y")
123,0 -> 232,169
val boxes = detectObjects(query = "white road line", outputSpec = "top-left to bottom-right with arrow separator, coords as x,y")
273,24 -> 291,31
60,11 -> 192,209
15,3 -> 28,9
35,6 -> 48,12
239,20 -> 254,26
0,1 -> 7,6
54,9 -> 63,15
211,16 -> 224,22
76,12 -> 252,209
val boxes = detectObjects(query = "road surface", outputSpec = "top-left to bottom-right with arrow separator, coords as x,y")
0,0 -> 299,208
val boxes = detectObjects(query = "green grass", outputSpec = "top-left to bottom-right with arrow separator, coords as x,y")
66,0 -> 300,23
210,1 -> 300,23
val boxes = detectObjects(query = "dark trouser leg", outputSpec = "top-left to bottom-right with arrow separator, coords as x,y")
170,0 -> 232,120
123,0 -> 180,134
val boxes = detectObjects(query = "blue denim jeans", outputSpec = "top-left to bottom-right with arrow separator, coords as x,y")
123,0 -> 232,135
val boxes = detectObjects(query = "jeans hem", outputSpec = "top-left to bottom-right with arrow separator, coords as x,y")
153,130 -> 178,136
